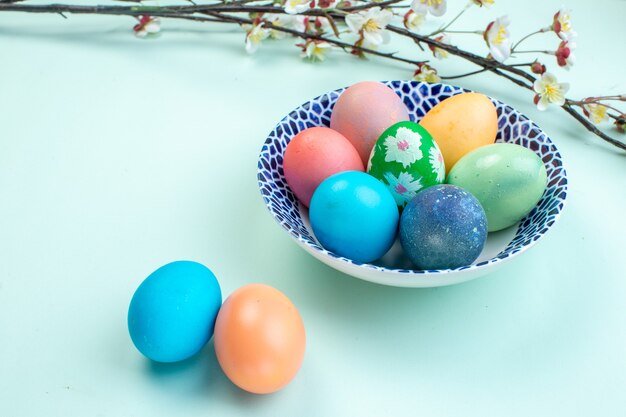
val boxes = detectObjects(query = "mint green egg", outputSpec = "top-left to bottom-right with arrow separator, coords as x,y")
447,143 -> 548,232
367,121 -> 445,209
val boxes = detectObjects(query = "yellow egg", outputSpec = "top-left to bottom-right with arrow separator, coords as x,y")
419,92 -> 497,173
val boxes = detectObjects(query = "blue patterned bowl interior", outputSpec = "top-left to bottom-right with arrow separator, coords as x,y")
257,81 -> 567,275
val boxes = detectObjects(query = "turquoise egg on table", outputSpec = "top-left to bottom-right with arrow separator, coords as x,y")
128,261 -> 222,363
447,143 -> 548,232
367,121 -> 445,210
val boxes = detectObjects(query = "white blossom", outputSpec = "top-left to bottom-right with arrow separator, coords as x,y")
411,0 -> 447,17
404,10 -> 426,30
284,0 -> 312,15
584,103 -> 610,124
301,41 -> 332,61
245,24 -> 270,54
553,7 -> 576,41
485,15 -> 512,63
345,7 -> 393,46
134,17 -> 160,38
430,34 -> 450,59
265,14 -> 307,39
533,72 -> 569,111
413,64 -> 441,83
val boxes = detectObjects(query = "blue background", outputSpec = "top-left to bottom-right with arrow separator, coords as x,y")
1,1 -> 625,415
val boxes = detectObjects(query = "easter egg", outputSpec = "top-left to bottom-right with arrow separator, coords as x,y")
419,92 -> 497,173
447,143 -> 548,232
128,261 -> 222,363
400,185 -> 487,270
284,127 -> 363,207
214,284 -> 305,394
330,81 -> 410,165
309,171 -> 399,263
367,121 -> 445,209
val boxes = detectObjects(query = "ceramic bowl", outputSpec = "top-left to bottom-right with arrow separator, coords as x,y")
257,81 -> 567,288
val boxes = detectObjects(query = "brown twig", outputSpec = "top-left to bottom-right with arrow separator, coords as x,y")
440,68 -> 488,80
562,103 -> 626,150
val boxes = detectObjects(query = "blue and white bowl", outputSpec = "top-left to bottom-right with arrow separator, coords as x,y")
257,81 -> 568,288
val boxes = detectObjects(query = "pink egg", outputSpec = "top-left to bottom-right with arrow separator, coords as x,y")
330,81 -> 410,165
284,127 -> 364,207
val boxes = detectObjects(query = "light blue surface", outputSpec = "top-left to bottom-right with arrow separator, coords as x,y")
128,261 -> 222,363
0,1 -> 625,416
310,171 -> 399,263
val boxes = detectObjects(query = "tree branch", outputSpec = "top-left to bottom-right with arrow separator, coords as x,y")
0,0 -> 623,151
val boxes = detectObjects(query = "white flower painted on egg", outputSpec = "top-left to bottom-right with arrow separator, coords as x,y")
384,127 -> 423,168
429,146 -> 445,183
383,171 -> 423,206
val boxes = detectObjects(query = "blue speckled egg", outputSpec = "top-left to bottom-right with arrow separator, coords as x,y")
128,261 -> 222,363
399,185 -> 487,270
310,171 -> 399,263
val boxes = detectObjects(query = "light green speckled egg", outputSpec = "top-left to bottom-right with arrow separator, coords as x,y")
447,143 -> 548,232
367,121 -> 445,210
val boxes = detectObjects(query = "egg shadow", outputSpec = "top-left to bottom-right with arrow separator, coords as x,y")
285,247 -> 518,325
145,348 -> 206,376
142,340 -> 280,407
141,341 -> 222,397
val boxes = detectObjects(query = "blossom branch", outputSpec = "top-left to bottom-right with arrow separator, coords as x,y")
427,3 -> 470,37
0,0 -> 623,151
440,68 -> 488,80
209,10 -> 426,66
562,103 -> 626,149
387,24 -> 536,85
510,28 -> 546,52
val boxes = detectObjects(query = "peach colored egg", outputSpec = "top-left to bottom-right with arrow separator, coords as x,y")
284,126 -> 363,207
419,92 -> 498,173
330,81 -> 410,165
214,284 -> 306,394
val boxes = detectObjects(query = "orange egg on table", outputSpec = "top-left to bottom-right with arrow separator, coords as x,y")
419,92 -> 498,173
330,81 -> 410,165
284,126 -> 363,207
214,284 -> 306,394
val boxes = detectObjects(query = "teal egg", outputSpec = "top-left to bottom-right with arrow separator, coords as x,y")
310,171 -> 399,263
367,121 -> 445,210
447,143 -> 548,232
128,261 -> 222,363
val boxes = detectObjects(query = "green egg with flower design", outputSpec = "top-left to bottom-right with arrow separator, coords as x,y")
367,121 -> 445,210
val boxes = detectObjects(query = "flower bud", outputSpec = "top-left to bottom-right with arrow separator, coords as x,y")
531,61 -> 546,75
